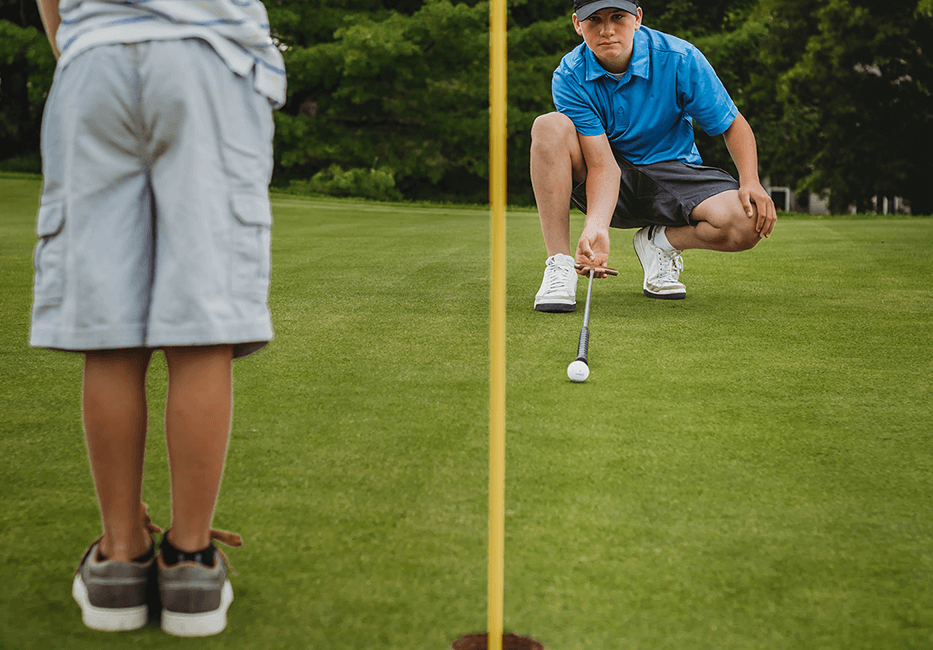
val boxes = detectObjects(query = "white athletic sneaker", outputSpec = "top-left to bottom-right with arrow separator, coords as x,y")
534,253 -> 578,312
633,226 -> 686,299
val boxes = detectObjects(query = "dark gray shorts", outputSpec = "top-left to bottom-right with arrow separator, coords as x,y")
570,150 -> 740,229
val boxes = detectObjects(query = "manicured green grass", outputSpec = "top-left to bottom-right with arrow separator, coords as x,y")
1,175 -> 931,649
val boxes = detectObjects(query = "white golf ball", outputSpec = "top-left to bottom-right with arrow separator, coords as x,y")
567,360 -> 590,383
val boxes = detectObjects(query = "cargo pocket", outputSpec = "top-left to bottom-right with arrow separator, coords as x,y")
230,193 -> 272,298
32,202 -> 66,305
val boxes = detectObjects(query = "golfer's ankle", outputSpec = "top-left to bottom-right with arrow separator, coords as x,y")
165,528 -> 212,554
98,528 -> 152,562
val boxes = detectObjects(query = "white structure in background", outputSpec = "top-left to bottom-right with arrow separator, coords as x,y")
763,179 -> 910,214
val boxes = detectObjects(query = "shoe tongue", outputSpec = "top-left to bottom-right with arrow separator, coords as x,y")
553,254 -> 574,268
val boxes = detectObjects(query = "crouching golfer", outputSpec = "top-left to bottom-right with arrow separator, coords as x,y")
532,0 -> 777,311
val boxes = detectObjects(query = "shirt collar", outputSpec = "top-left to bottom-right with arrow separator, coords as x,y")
582,29 -> 650,84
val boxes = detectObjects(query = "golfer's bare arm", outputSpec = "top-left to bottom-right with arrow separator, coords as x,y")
37,0 -> 61,58
722,111 -> 777,238
575,132 -> 620,276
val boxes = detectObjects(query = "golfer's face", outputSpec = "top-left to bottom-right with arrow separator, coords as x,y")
573,7 -> 642,71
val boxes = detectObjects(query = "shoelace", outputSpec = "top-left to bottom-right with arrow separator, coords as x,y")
656,248 -> 683,283
141,503 -> 164,536
208,529 -> 243,576
542,260 -> 575,295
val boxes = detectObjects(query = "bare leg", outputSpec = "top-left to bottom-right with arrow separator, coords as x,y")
163,345 -> 234,553
83,348 -> 154,562
666,190 -> 762,252
530,112 -> 588,257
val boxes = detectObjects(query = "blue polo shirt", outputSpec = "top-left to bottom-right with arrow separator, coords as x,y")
552,26 -> 737,165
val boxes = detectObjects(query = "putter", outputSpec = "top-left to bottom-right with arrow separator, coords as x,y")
567,268 -> 595,382
567,264 -> 617,382
576,268 -> 595,365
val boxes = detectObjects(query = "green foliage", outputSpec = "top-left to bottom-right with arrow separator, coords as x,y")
0,19 -> 55,158
692,0 -> 933,213
289,164 -> 403,201
2,0 -> 932,210
274,0 -> 580,204
0,152 -> 42,173
647,0 -> 759,40
765,0 -> 933,212
275,1 -> 491,201
692,18 -> 771,173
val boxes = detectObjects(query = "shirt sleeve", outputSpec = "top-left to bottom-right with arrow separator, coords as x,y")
552,62 -> 606,137
677,44 -> 737,137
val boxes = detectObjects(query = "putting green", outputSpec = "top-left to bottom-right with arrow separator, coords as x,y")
2,176 -> 931,649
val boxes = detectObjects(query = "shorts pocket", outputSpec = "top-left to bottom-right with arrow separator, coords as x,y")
32,202 -> 66,305
230,193 -> 272,298
634,170 -> 660,200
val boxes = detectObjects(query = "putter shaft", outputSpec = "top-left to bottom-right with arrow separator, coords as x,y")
575,269 -> 594,363
582,268 -> 594,329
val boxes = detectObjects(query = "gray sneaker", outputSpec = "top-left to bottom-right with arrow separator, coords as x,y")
158,529 -> 242,637
71,505 -> 162,631
72,542 -> 155,631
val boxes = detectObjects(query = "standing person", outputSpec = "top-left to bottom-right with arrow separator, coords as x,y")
532,0 -> 776,311
32,0 -> 285,636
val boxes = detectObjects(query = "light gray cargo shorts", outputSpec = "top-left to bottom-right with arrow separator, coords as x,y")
31,38 -> 275,358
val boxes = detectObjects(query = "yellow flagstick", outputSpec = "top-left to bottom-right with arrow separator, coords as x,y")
488,0 -> 507,648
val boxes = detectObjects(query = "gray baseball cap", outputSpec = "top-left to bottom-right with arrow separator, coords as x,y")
573,0 -> 639,20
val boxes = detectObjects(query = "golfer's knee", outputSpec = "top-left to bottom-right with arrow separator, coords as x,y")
732,231 -> 759,251
727,207 -> 761,251
531,112 -> 576,148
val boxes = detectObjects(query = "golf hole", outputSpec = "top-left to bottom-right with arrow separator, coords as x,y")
451,633 -> 544,650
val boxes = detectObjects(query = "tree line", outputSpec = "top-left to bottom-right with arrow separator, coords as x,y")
1,0 -> 931,212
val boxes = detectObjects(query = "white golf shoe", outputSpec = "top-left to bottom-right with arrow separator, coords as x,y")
534,253 -> 578,312
632,226 -> 686,299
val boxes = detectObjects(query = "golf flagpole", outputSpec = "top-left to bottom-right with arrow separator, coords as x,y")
489,0 -> 507,646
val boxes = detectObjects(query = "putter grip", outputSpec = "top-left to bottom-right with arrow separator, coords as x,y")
576,326 -> 589,363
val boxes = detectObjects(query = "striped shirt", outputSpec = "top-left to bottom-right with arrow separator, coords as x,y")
56,0 -> 286,107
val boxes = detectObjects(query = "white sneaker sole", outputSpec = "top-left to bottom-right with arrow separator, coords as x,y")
72,574 -> 148,631
642,285 -> 686,299
161,580 -> 233,637
534,296 -> 576,312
